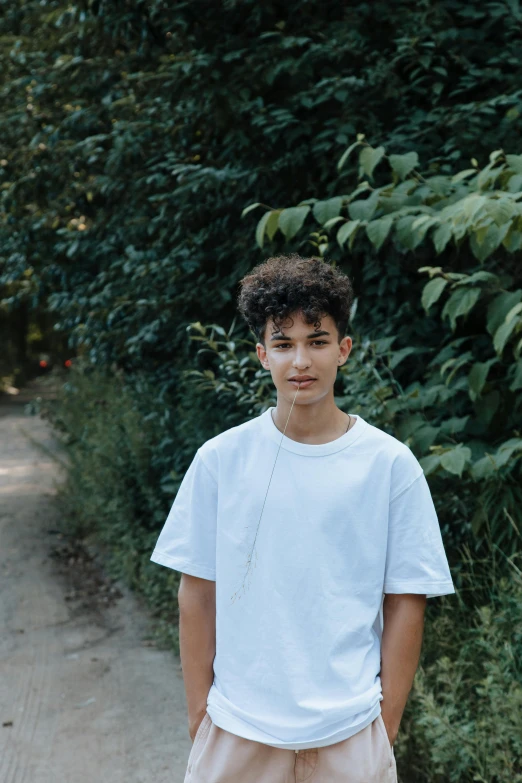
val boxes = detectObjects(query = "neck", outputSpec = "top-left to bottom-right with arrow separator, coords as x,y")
272,392 -> 350,445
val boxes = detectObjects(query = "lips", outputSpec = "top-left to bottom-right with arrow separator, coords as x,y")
288,377 -> 316,388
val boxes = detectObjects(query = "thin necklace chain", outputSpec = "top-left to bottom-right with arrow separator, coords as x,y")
230,386 -> 352,603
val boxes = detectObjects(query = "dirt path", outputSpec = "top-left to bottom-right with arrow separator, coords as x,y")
0,381 -> 191,783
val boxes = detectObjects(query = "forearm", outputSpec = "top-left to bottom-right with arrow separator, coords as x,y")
178,595 -> 216,734
380,593 -> 426,743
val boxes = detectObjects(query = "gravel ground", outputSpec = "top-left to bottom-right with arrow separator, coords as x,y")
0,380 -> 191,783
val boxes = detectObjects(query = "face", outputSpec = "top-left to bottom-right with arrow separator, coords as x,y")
256,310 -> 352,405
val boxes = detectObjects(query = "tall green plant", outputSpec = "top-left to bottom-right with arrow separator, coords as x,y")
239,143 -> 522,554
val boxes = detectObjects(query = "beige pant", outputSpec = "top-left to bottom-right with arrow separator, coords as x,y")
184,711 -> 398,783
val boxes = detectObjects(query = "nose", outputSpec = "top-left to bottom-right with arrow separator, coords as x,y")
293,348 -> 311,370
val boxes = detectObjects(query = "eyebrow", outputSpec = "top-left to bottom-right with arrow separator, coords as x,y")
269,330 -> 331,341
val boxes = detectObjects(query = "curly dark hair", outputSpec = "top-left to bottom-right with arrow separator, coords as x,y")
237,254 -> 354,345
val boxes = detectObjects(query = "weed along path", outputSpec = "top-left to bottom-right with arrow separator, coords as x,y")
0,383 -> 190,783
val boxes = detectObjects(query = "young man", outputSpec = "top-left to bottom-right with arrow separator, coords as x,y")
150,254 -> 455,783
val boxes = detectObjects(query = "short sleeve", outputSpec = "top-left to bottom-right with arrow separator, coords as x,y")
384,472 -> 455,599
150,449 -> 217,580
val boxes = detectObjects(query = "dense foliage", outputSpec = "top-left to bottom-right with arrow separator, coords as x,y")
2,0 -> 522,381
241,142 -> 522,556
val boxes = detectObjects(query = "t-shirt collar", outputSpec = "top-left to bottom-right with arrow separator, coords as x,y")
260,406 -> 368,456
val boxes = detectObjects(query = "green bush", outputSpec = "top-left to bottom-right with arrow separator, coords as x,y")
44,359 -> 226,648
3,1 -> 522,387
245,142 -> 522,559
399,535 -> 522,783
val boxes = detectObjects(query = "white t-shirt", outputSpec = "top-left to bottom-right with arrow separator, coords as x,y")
150,407 -> 455,750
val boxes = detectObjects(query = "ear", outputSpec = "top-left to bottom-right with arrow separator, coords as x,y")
338,335 -> 352,366
256,342 -> 270,370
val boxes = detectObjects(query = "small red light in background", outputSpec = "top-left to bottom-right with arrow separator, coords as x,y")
39,360 -> 48,368
64,359 -> 72,367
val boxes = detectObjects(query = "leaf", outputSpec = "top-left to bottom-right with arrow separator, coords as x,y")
494,438 -> 522,468
426,175 -> 453,197
350,182 -> 372,199
241,202 -> 261,218
470,439 -> 522,478
502,228 -> 522,253
451,168 -> 477,184
418,265 -> 443,278
266,210 -> 281,241
323,216 -> 345,230
412,425 -> 439,453
477,160 -> 504,190
506,154 -> 522,174
439,416 -> 470,435
509,360 -> 522,391
486,291 -> 522,336
432,222 -> 452,254
474,390 -> 500,427
440,445 -> 472,477
485,197 -> 516,226
389,151 -> 419,181
337,141 -> 364,172
489,149 -> 504,164
188,321 -> 206,335
388,346 -> 416,370
470,222 -> 511,263
441,287 -> 482,331
493,303 -> 522,354
462,193 -> 488,223
504,300 -> 522,324
358,146 -> 385,180
468,360 -> 495,401
507,173 -> 522,192
470,455 -> 497,481
365,216 -> 393,250
348,191 -> 379,222
453,271 -> 498,287
421,277 -> 448,313
255,211 -> 271,248
411,215 -> 439,244
395,215 -> 421,250
419,454 -> 441,476
278,206 -> 311,240
337,220 -> 361,247
441,351 -> 474,385
313,197 -> 344,225
395,413 -> 424,440
66,240 -> 79,258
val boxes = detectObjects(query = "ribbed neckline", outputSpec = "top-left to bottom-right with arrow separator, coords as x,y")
260,406 -> 368,456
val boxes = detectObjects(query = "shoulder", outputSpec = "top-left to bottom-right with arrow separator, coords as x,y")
361,420 -> 424,498
196,415 -> 260,476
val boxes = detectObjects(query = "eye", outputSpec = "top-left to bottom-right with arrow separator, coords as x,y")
312,341 -> 327,346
